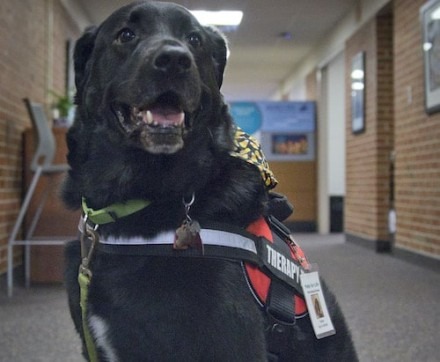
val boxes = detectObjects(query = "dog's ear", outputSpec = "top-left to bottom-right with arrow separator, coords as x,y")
205,26 -> 228,88
73,26 -> 98,104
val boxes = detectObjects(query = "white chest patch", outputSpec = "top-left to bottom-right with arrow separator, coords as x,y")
89,315 -> 119,362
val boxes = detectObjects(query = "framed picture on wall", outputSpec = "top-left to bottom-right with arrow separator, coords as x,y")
260,132 -> 315,161
421,0 -> 440,114
351,51 -> 365,134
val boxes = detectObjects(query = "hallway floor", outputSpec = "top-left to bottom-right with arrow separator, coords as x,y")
1,234 -> 439,361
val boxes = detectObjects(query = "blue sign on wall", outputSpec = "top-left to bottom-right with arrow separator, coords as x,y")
230,101 -> 315,134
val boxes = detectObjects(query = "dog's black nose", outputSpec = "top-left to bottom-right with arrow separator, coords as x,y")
154,45 -> 192,74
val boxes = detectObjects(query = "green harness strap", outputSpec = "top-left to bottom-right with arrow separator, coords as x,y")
79,272 -> 98,362
82,198 -> 151,225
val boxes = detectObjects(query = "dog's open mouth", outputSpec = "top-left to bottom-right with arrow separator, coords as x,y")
115,92 -> 190,154
132,105 -> 185,129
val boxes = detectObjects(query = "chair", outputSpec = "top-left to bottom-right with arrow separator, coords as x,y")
7,98 -> 70,297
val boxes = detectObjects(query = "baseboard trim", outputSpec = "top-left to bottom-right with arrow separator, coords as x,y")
346,233 -> 439,273
345,233 -> 392,253
393,246 -> 440,273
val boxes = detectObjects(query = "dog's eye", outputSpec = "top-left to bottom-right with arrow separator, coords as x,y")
117,28 -> 136,43
188,33 -> 202,48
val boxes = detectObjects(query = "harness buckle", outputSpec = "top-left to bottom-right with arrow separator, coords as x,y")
79,215 -> 100,278
265,311 -> 294,357
79,264 -> 93,279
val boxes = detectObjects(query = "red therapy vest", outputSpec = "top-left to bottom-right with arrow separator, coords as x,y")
246,217 -> 308,317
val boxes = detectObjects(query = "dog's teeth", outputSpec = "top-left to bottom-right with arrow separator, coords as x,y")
146,110 -> 154,125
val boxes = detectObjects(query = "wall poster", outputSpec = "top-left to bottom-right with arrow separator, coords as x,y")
230,101 -> 316,161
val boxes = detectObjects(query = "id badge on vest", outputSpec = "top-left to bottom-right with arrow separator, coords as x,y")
300,271 -> 336,339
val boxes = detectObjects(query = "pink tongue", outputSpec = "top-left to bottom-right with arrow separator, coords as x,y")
150,106 -> 184,126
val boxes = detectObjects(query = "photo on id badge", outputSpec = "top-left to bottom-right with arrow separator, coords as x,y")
312,293 -> 325,319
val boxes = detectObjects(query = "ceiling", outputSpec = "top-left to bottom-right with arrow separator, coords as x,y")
73,0 -> 356,101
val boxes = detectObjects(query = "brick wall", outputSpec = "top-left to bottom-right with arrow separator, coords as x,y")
345,10 -> 394,247
394,0 -> 440,257
376,12 -> 394,242
0,0 -> 80,274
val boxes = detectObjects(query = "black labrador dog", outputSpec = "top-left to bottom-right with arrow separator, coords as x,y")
63,1 -> 358,361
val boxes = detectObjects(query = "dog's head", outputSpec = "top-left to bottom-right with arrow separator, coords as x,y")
73,1 -> 229,155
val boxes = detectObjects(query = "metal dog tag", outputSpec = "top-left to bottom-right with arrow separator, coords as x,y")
174,219 -> 203,251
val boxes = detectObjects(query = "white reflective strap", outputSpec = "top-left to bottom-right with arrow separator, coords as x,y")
102,231 -> 175,245
100,229 -> 258,254
201,229 -> 257,254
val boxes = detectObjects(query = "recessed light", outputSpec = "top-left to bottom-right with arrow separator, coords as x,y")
191,10 -> 243,27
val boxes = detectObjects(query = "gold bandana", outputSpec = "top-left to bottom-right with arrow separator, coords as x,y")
230,126 -> 278,189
